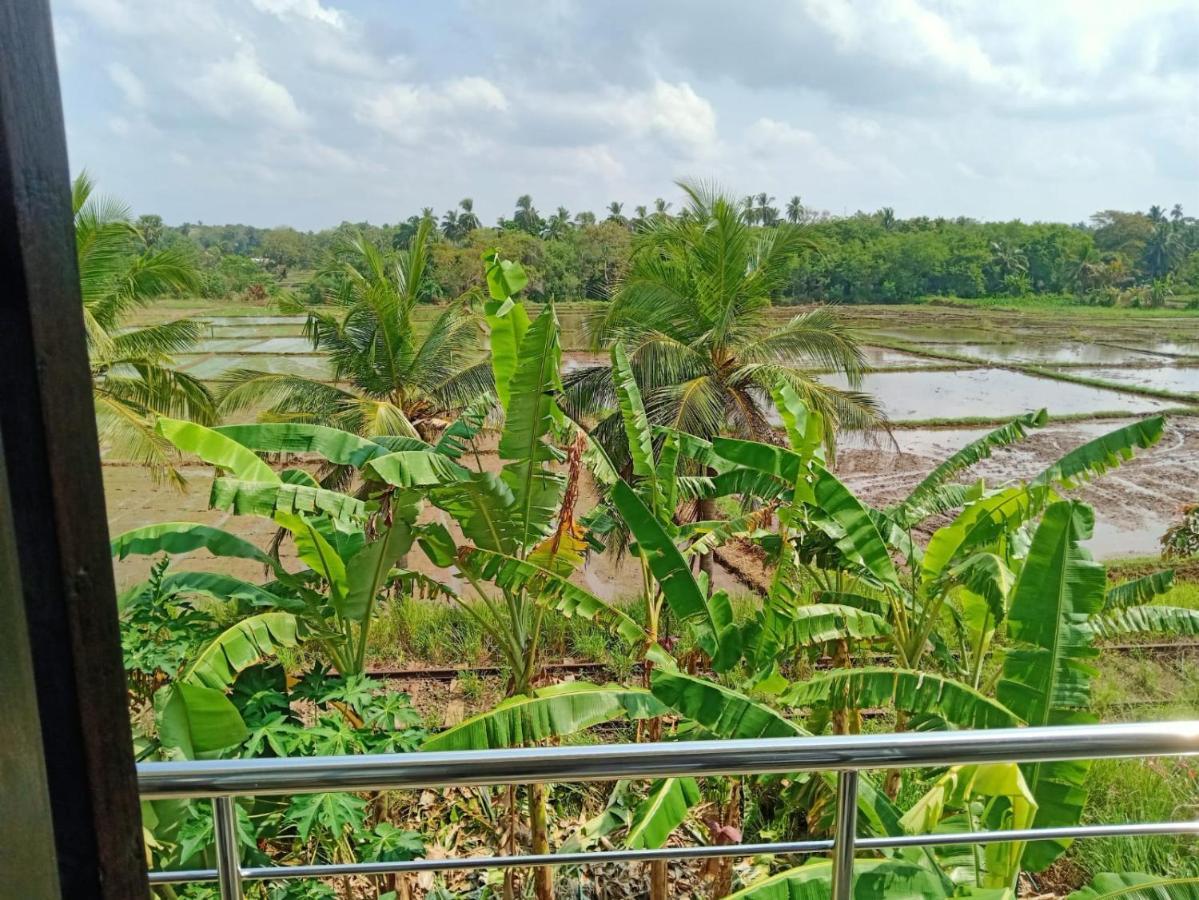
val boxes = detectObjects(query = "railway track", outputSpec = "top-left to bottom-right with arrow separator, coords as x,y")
361,640 -> 1199,682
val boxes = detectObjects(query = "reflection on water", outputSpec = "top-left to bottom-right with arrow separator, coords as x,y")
916,342 -> 1162,365
816,369 -> 1169,421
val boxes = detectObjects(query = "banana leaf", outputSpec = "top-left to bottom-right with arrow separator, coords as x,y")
922,486 -> 1039,584
725,859 -> 949,899
183,612 -> 300,690
119,571 -> 301,613
611,480 -> 721,661
498,308 -> 565,548
421,682 -> 664,751
155,682 -> 247,758
651,669 -> 804,739
1032,416 -> 1165,489
892,410 -> 1047,524
810,464 -> 901,590
624,778 -> 701,850
997,501 -> 1105,871
434,391 -> 494,459
343,522 -> 416,621
484,294 -> 530,413
1104,570 -> 1174,610
110,522 -> 279,572
458,546 -> 647,645
212,422 -> 390,467
275,513 -> 348,603
1090,605 -> 1199,639
784,667 -> 1020,730
210,477 -> 366,524
362,450 -> 472,487
1068,873 -> 1199,899
611,342 -> 660,509
429,472 -> 519,555
155,417 -> 278,482
771,381 -> 825,461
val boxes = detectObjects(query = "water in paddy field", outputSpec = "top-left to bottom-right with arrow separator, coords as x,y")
1065,366 -> 1199,396
858,346 -> 946,368
815,369 -> 1172,422
241,337 -> 318,353
200,315 -> 309,326
915,342 -> 1167,365
177,353 -> 334,380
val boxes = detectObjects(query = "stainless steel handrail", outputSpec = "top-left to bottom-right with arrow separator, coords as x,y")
138,721 -> 1199,899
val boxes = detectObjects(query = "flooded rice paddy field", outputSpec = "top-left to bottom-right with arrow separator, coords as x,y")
108,304 -> 1199,568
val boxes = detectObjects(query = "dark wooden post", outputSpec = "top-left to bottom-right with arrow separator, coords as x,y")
0,1 -> 148,896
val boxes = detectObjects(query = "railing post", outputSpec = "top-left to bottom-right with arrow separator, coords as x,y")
213,797 -> 243,900
830,770 -> 858,900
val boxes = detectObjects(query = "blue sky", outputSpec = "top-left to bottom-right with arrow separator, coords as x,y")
51,0 -> 1199,230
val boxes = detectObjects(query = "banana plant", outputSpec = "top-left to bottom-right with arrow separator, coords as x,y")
111,417 -> 473,758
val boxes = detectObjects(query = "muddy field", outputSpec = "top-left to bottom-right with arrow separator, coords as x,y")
108,303 -> 1199,590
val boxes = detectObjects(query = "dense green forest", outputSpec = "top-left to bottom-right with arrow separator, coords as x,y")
140,196 -> 1199,306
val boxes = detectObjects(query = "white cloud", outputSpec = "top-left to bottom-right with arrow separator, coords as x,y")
356,77 -> 508,144
747,118 -> 850,173
107,62 -> 146,107
186,46 -> 307,130
249,0 -> 346,29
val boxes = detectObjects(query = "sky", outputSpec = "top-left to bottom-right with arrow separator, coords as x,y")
51,0 -> 1199,231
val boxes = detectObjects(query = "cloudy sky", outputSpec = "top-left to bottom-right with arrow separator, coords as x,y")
52,0 -> 1198,230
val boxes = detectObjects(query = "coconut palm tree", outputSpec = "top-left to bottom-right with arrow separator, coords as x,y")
513,194 -> 541,234
786,195 -> 804,224
440,208 -> 462,241
605,201 -> 626,226
457,197 -> 481,232
563,179 -> 879,459
542,206 -> 572,240
218,218 -> 490,440
574,210 -> 597,226
1148,204 -> 1166,224
76,172 -> 212,486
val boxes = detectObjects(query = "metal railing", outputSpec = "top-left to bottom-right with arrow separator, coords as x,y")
138,720 -> 1199,899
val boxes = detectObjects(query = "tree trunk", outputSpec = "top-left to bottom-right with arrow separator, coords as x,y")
650,860 -> 669,899
530,782 -> 554,900
697,492 -> 715,594
831,639 -> 850,735
503,785 -> 517,900
883,710 -> 908,798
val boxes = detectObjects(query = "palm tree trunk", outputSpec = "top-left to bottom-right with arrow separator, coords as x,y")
697,485 -> 716,594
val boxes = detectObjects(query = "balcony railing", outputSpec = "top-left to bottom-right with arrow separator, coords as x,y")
138,720 -> 1199,900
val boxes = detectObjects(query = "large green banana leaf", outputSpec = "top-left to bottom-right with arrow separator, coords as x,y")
892,410 -> 1047,524
997,501 -> 1105,871
1031,416 -> 1164,489
155,417 -> 278,482
809,464 -> 900,590
1068,873 -> 1199,899
497,308 -> 565,549
725,859 -> 950,899
362,450 -> 472,487
922,486 -> 1039,584
275,513 -> 348,603
611,342 -> 660,508
434,391 -> 494,459
713,437 -> 805,486
155,682 -> 248,758
421,682 -> 664,751
119,571 -> 302,613
784,668 -> 1020,730
110,522 -> 279,572
209,477 -> 366,524
611,480 -> 720,659
1104,570 -> 1174,610
654,425 -> 734,474
1090,604 -> 1199,638
771,382 -> 826,460
457,547 -> 647,645
429,472 -> 519,555
183,612 -> 299,690
342,522 -> 415,621
212,423 -> 390,467
651,669 -> 804,739
624,777 -> 701,850
743,604 -> 891,671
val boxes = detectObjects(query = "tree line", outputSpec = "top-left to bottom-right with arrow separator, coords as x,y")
139,193 -> 1199,306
